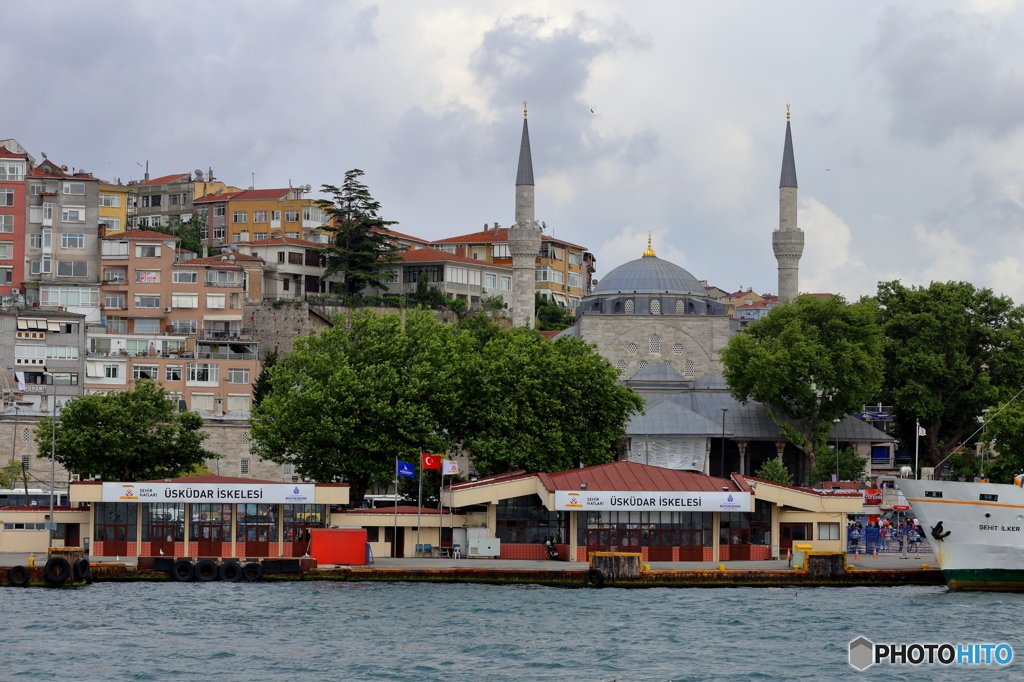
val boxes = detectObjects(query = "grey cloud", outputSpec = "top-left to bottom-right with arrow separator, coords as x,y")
868,8 -> 1024,144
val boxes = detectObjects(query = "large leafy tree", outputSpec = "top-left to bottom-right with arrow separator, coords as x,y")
809,448 -> 868,486
455,329 -> 645,476
535,293 -> 575,331
316,169 -> 405,295
149,212 -> 206,254
249,309 -> 471,506
983,402 -> 1024,483
877,280 -> 1024,467
37,380 -> 214,481
721,295 -> 883,478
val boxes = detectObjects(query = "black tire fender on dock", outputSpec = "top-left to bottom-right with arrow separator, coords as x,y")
219,561 -> 242,582
171,559 -> 194,582
585,568 -> 605,588
242,562 -> 263,582
8,565 -> 30,587
43,557 -> 71,585
195,558 -> 219,582
73,558 -> 91,582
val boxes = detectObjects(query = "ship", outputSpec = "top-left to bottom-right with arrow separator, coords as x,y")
900,478 -> 1024,591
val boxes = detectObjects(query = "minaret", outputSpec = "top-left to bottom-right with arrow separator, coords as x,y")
507,102 -> 542,327
773,105 -> 804,303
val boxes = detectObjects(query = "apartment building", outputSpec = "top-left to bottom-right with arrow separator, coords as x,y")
130,171 -> 236,228
193,188 -> 330,248
0,309 -> 87,412
373,227 -> 430,252
87,231 -> 260,414
98,181 -> 130,234
0,139 -> 31,302
239,237 -> 337,300
23,160 -> 102,322
432,226 -> 591,312
376,247 -> 513,309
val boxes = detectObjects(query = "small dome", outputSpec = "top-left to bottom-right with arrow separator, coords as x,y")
593,255 -> 706,296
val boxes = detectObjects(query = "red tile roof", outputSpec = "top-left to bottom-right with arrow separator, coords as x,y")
740,475 -> 861,497
142,173 -> 189,186
538,330 -> 561,340
249,237 -> 322,248
227,188 -> 292,201
433,229 -> 587,250
0,150 -> 27,159
449,461 -> 745,493
398,247 -> 511,268
102,230 -> 180,241
373,227 -> 429,244
338,505 -> 445,515
193,192 -> 241,203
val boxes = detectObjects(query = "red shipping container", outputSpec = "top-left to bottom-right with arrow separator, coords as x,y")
310,528 -> 369,565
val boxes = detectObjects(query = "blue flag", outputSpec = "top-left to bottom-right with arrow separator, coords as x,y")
397,460 -> 415,478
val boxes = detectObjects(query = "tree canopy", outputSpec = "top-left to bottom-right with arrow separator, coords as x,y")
754,457 -> 793,486
148,212 -> 206,255
809,447 -> 868,487
720,295 -> 883,479
37,380 -> 214,481
535,293 -> 575,331
455,329 -> 645,477
877,280 -> 1024,467
316,169 -> 406,295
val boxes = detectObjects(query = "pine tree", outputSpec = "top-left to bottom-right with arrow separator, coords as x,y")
754,457 -> 794,486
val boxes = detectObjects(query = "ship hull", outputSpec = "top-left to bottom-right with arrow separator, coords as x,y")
900,479 -> 1024,592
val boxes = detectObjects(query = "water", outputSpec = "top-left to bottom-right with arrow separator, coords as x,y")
2,582 -> 1023,681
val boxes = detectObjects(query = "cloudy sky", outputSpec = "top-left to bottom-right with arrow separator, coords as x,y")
5,0 -> 1024,301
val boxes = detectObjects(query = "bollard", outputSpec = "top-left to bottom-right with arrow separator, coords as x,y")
922,564 -> 930,569
27,556 -> 36,567
717,564 -> 726,571
847,564 -> 855,570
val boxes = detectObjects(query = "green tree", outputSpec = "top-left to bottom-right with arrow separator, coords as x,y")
407,271 -> 448,309
456,313 -> 504,351
535,293 -> 575,331
149,212 -> 206,254
720,295 -> 883,477
0,459 -> 26,490
249,309 -> 471,506
809,447 -> 868,486
316,169 -> 405,295
877,281 -> 1024,467
754,457 -> 794,486
251,346 -> 279,408
36,380 -> 215,481
455,329 -> 645,476
396,461 -> 467,508
978,402 -> 1024,483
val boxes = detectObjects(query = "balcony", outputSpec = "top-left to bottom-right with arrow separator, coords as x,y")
205,280 -> 243,288
195,351 -> 257,361
197,327 -> 252,341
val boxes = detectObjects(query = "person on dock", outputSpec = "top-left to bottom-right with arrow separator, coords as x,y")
849,525 -> 862,553
864,522 -> 880,556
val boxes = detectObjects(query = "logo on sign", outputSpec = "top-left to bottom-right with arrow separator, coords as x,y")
565,493 -> 583,508
293,487 -> 300,494
119,485 -> 138,500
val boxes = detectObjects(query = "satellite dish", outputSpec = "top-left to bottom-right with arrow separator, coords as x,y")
194,169 -> 204,179
303,184 -> 311,192
248,186 -> 254,190
61,165 -> 68,171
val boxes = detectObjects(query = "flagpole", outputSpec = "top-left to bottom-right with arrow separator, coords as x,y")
915,419 -> 920,480
439,468 -> 445,554
417,455 -> 423,552
393,457 -> 399,558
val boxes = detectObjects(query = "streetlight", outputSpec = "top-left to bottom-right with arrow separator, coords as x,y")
721,408 -> 729,477
834,418 -> 842,482
42,368 -> 57,549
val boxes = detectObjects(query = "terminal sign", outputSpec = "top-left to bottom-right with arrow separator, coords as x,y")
101,482 -> 315,504
554,490 -> 751,512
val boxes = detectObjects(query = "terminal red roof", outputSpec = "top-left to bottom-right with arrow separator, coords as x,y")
339,505 -> 445,515
399,247 -> 511,268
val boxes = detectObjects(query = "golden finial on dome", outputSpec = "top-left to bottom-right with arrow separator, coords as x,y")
643,231 -> 656,257
524,101 -> 528,119
786,103 -> 790,122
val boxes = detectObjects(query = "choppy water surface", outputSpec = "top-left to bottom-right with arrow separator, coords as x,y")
2,582 -> 1022,681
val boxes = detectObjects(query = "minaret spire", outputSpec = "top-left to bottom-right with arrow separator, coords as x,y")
772,105 -> 804,303
508,102 -> 542,327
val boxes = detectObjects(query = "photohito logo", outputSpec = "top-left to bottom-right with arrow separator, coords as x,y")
849,637 -> 1013,670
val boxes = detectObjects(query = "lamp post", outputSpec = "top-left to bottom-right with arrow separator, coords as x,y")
720,408 -> 729,477
42,369 -> 57,549
834,417 -> 841,482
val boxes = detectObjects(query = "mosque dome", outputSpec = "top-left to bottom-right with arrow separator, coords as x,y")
593,248 -> 706,296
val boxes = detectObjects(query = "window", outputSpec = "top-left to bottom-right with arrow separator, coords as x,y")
173,270 -> 199,283
213,225 -> 225,240
227,368 -> 250,383
227,394 -> 250,411
649,335 -> 661,354
56,260 -> 88,277
149,195 -> 162,207
134,295 -> 160,308
30,182 -> 45,195
104,364 -> 120,378
46,346 -> 79,359
168,193 -> 184,206
41,286 -> 98,306
233,211 -> 247,223
136,244 -> 161,258
29,233 -> 41,249
61,233 -> 85,249
140,196 -> 150,208
62,207 -> 85,222
288,252 -> 303,265
240,458 -> 250,475
191,394 -> 214,410
283,463 -> 293,475
99,194 -> 121,207
63,182 -> 85,195
104,269 -> 126,283
150,216 -> 162,227
569,252 -> 583,266
105,293 -> 126,309
50,372 -> 78,385
818,523 -> 840,541
136,217 -> 150,227
43,203 -> 53,223
500,275 -> 512,291
213,205 -> 225,217
271,210 -> 281,222
0,189 -> 13,207
285,210 -> 299,222
187,363 -> 219,382
650,298 -> 661,315
0,268 -> 10,283
102,240 -> 128,257
166,365 -> 182,381
0,161 -> 25,181
626,342 -> 638,356
206,294 -> 226,309
672,342 -> 684,355
98,217 -> 120,231
254,210 -> 267,223
624,299 -> 635,314
0,215 -> 13,232
30,256 -> 53,275
133,365 -> 159,380
172,293 -> 198,309
105,318 -> 128,333
15,345 -> 46,364
492,244 -> 510,258
0,244 -> 10,260
173,319 -> 197,334
568,272 -> 582,289
302,206 -> 325,224
206,270 -> 241,286
448,266 -> 469,284
125,339 -> 148,354
254,232 -> 268,241
134,319 -> 160,334
485,273 -> 496,288
135,270 -> 160,284
285,231 -> 299,239
277,252 -> 285,263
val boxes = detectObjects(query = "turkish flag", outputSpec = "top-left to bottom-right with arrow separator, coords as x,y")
421,453 -> 442,469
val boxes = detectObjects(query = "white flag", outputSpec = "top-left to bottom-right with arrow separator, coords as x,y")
15,371 -> 25,391
442,459 -> 459,475
918,426 -> 926,436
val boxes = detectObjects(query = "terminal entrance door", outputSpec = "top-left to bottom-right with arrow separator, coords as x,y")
779,523 -> 812,553
192,504 -> 231,556
238,504 -> 277,557
678,530 -> 704,561
648,530 -> 673,562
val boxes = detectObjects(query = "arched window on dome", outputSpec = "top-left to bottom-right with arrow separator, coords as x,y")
624,299 -> 634,314
675,300 -> 685,315
650,299 -> 661,315
649,335 -> 661,354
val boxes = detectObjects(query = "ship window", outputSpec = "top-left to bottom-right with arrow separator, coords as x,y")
924,491 -> 942,498
980,494 -> 998,502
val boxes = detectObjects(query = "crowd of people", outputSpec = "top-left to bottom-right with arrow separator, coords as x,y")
847,519 -> 927,557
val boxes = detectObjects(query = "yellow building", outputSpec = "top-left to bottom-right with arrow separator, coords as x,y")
98,181 -> 130,233
432,227 -> 590,311
194,188 -> 330,246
